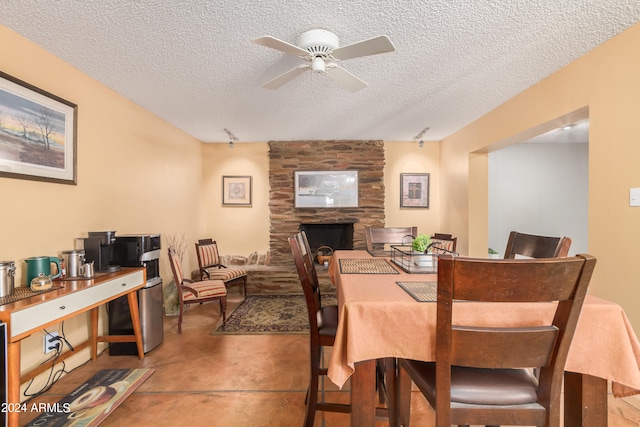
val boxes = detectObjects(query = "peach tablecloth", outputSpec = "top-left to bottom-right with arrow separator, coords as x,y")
327,250 -> 640,398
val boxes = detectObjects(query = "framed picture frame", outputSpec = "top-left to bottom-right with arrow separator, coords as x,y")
400,173 -> 430,208
222,175 -> 252,206
294,170 -> 359,208
0,71 -> 77,185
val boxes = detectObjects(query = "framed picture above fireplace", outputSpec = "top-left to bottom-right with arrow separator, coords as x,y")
294,170 -> 359,208
400,173 -> 430,208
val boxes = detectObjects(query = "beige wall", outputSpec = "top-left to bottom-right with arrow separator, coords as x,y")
202,141 -> 442,258
0,25 -> 207,395
384,141 -> 441,236
440,22 -> 640,329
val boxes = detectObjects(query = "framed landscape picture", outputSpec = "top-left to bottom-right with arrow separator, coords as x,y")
0,71 -> 77,184
294,170 -> 359,208
400,173 -> 429,208
222,175 -> 252,206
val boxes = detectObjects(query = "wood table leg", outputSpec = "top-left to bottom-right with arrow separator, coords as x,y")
7,341 -> 20,427
351,359 -> 377,427
127,290 -> 145,359
90,307 -> 99,360
564,372 -> 608,427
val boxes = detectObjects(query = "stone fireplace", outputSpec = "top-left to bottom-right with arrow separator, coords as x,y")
268,140 -> 386,267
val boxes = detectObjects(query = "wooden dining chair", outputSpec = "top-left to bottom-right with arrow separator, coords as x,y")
289,231 -> 349,426
503,231 -> 571,259
365,226 -> 418,256
289,231 -> 393,426
167,247 -> 228,333
396,254 -> 596,427
195,239 -> 248,295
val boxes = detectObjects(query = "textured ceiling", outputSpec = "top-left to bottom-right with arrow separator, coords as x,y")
1,1 -> 638,144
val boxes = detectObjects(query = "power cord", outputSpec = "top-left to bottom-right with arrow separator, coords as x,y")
23,326 -> 73,399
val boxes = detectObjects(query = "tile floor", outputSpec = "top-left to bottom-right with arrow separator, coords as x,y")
19,289 -> 640,426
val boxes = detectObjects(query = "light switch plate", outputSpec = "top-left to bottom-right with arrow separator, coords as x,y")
630,188 -> 640,207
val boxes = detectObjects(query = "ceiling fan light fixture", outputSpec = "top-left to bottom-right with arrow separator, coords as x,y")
311,56 -> 326,73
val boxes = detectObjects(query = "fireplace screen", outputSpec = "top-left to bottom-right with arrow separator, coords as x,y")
294,170 -> 359,208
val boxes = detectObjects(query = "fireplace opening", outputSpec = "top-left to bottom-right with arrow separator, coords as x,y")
300,222 -> 355,254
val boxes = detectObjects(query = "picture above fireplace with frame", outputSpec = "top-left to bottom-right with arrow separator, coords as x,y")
294,170 -> 359,208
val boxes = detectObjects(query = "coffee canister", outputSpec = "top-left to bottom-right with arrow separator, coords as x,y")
0,261 -> 16,297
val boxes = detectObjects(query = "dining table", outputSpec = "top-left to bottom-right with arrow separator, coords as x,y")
327,250 -> 640,427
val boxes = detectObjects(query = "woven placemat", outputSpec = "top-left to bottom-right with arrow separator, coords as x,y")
396,281 -> 437,302
339,258 -> 399,274
0,286 -> 63,306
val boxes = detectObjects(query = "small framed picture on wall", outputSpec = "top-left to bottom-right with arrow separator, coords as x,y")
222,175 -> 252,206
400,173 -> 429,208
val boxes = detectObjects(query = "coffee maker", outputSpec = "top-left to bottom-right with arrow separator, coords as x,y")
80,231 -> 120,273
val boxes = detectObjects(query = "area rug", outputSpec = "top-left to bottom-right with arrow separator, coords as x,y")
25,368 -> 154,427
212,294 -> 336,335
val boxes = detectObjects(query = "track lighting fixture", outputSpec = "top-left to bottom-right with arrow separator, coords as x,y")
224,128 -> 238,149
414,126 -> 430,147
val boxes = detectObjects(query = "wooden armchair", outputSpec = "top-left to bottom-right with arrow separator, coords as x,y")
396,254 -> 596,427
503,231 -> 571,259
365,226 -> 417,256
195,239 -> 248,295
167,247 -> 227,333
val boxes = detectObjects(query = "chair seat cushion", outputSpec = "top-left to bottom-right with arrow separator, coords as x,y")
401,360 -> 539,405
317,304 -> 338,338
203,266 -> 247,282
183,280 -> 227,300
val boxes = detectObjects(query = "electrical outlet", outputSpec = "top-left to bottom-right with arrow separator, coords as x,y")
44,332 -> 60,354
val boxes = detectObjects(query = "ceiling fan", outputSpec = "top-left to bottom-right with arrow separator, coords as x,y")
253,29 -> 395,92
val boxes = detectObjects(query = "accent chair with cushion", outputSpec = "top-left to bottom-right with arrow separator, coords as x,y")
195,239 -> 248,295
429,232 -> 458,254
167,247 -> 228,334
396,254 -> 596,427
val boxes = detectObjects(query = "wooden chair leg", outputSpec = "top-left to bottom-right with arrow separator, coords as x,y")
397,362 -> 412,427
305,345 -> 321,427
219,296 -> 227,323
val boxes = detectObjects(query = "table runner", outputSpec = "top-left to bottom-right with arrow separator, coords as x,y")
396,281 -> 437,302
338,258 -> 399,274
0,286 -> 63,306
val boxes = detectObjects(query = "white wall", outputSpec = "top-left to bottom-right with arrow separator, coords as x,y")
488,142 -> 588,256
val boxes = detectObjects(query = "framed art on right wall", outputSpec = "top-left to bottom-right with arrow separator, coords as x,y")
400,173 -> 429,208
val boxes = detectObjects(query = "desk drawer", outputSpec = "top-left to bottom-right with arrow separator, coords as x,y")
11,270 -> 144,338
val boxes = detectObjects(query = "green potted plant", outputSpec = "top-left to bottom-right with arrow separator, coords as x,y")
412,234 -> 432,253
412,234 -> 434,268
488,248 -> 500,259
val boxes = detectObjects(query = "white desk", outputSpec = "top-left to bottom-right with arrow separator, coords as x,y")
0,267 -> 146,427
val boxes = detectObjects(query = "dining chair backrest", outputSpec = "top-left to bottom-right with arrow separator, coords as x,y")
503,231 -> 571,259
365,226 -> 417,256
289,231 -> 322,332
431,254 -> 596,426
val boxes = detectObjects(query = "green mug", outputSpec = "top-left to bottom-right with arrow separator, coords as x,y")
25,256 -> 61,286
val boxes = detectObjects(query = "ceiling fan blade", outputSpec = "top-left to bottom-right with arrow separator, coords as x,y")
326,65 -> 367,92
253,36 -> 309,57
331,35 -> 395,60
262,65 -> 309,89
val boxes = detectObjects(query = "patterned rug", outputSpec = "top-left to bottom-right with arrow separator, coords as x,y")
212,294 -> 336,335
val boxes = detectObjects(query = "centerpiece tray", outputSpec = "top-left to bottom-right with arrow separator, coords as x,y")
390,245 -> 438,274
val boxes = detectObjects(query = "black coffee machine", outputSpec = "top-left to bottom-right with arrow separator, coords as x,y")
80,231 -> 120,273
